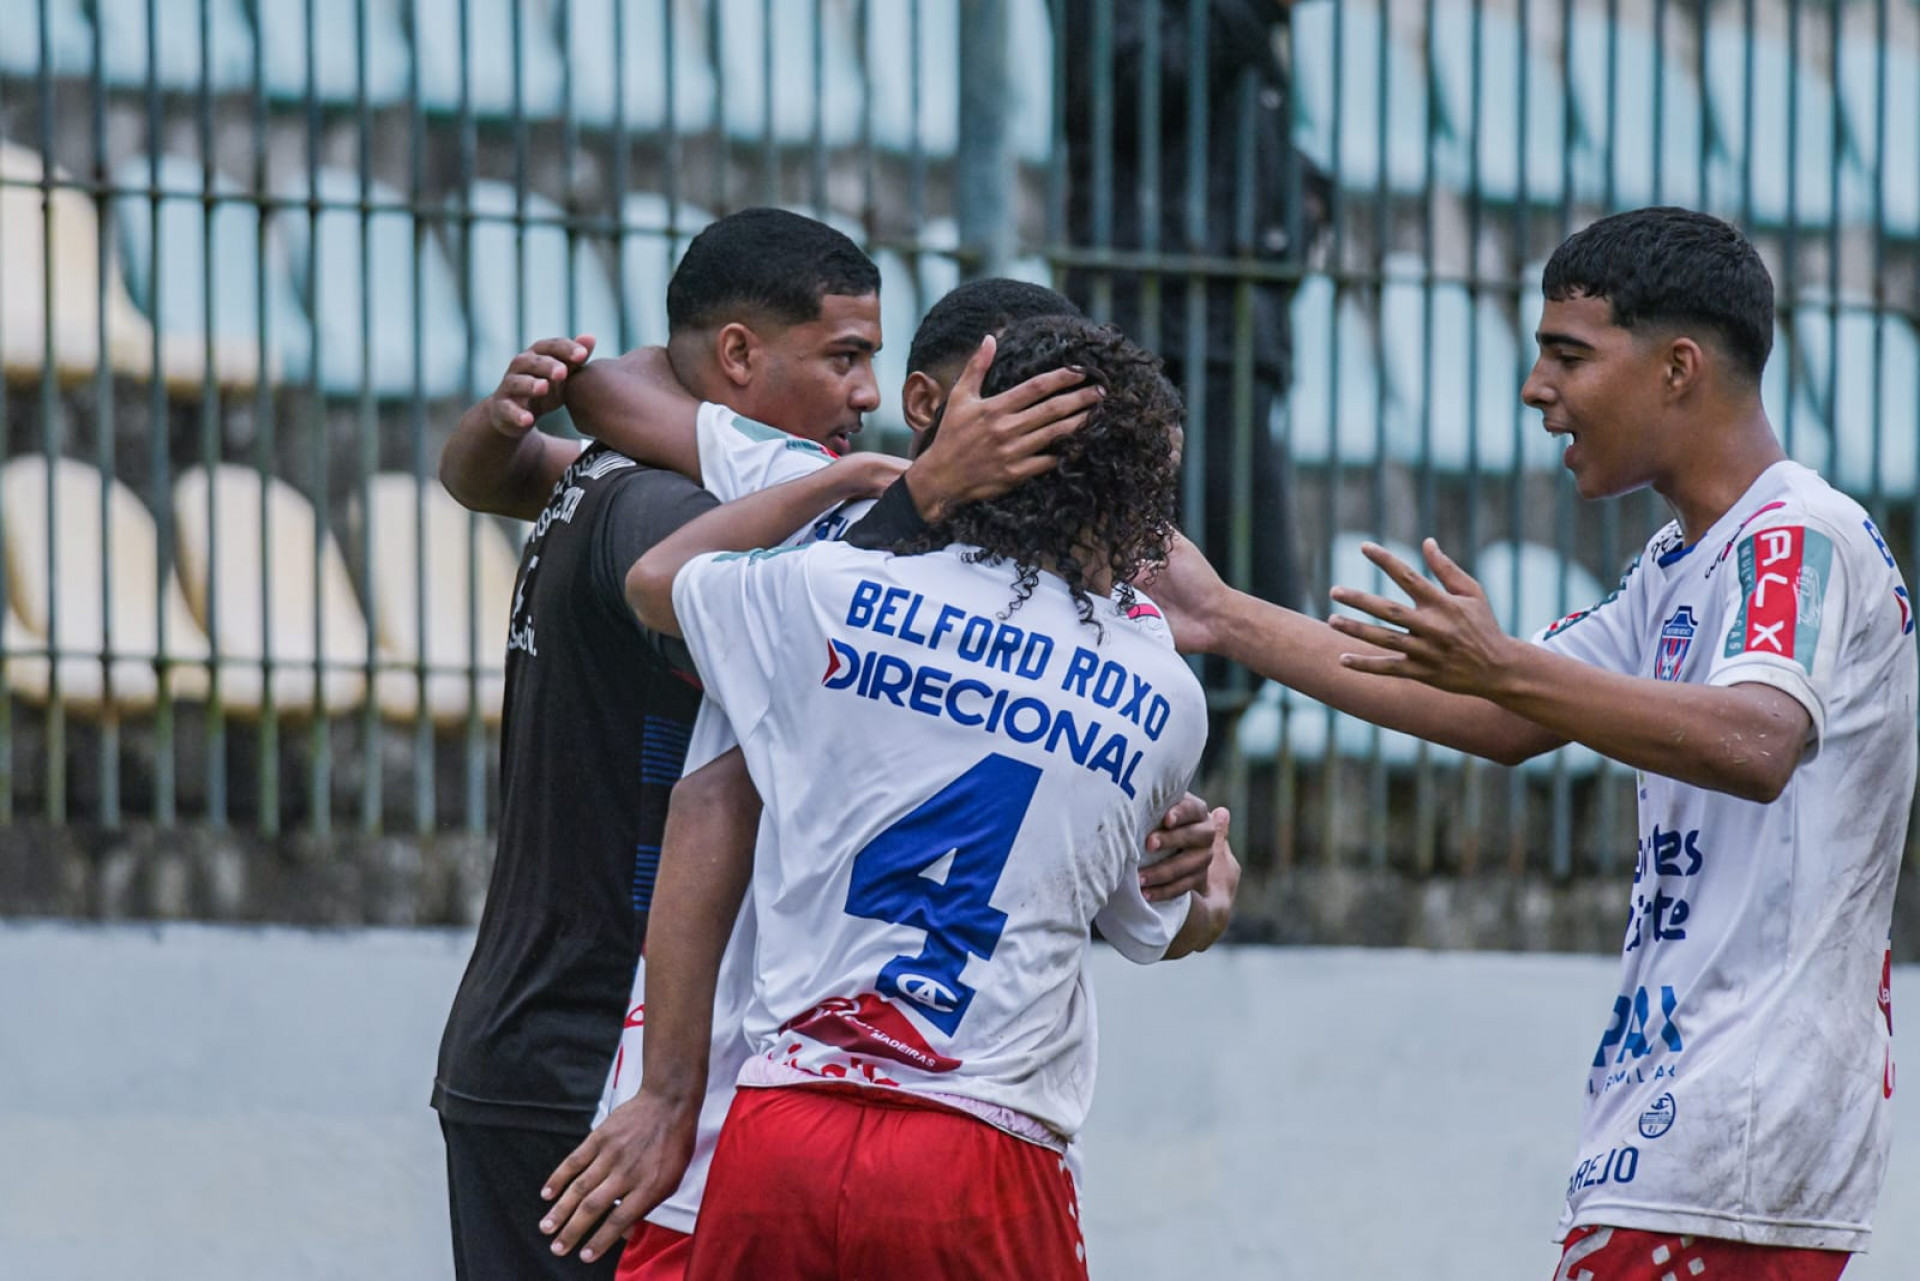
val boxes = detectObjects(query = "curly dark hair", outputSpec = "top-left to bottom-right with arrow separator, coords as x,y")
890,315 -> 1184,633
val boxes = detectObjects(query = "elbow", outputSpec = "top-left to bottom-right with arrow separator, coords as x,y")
1729,759 -> 1796,805
626,554 -> 678,636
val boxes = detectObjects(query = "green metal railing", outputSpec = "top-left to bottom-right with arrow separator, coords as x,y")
1,0 -> 1915,882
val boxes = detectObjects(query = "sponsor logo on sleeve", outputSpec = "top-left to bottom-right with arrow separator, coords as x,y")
1722,525 -> 1834,672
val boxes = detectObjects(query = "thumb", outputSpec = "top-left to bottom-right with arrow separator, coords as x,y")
949,333 -> 995,405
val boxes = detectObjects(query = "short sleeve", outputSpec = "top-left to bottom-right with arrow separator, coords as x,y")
1532,551 -> 1649,675
1093,847 -> 1194,964
696,402 -> 834,503
593,468 -> 719,676
1705,518 -> 1850,743
671,544 -> 816,743
682,700 -> 742,775
844,476 -> 931,551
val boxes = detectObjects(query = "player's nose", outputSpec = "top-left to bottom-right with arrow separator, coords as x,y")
850,364 -> 881,413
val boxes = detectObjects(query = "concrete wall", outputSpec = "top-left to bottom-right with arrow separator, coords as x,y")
2,923 -> 1916,1280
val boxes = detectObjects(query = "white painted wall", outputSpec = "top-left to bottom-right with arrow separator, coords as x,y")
1,924 -> 1914,1280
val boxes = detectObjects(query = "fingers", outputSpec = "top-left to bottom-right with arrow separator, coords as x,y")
990,363 -> 1091,414
1326,585 -> 1413,631
1157,792 -> 1211,836
1141,841 -> 1213,901
579,1200 -> 647,1266
1421,538 -> 1485,600
525,335 -> 592,368
1357,541 -> 1442,603
541,1135 -> 598,1202
539,1145 -> 610,1247
1326,611 -> 1417,654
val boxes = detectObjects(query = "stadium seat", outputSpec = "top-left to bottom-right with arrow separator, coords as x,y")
273,167 -> 468,399
0,142 -> 213,388
1278,273 -> 1409,467
1,0 -> 93,79
1791,302 -> 1920,500
616,193 -> 714,350
408,0 -> 566,119
0,455 -> 213,713
355,473 -> 516,725
247,0 -> 412,106
109,154 -> 310,390
1835,35 -> 1920,238
712,0 -> 862,147
171,465 -> 370,716
1378,255 -> 1558,473
1236,535 -> 1460,768
90,0 -> 256,92
873,220 -> 961,437
1565,12 -> 1708,210
560,0 -> 717,134
1473,540 -> 1605,776
1004,0 -> 1056,165
459,181 -> 624,398
1429,5 -> 1570,204
1291,0 -> 1434,196
1701,23 -> 1845,226
864,0 -> 959,160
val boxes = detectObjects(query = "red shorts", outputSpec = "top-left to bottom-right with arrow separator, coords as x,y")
616,1221 -> 692,1281
686,1083 -> 1086,1281
1556,1226 -> 1850,1281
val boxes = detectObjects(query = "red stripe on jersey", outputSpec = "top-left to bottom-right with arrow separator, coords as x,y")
1743,525 -> 1805,660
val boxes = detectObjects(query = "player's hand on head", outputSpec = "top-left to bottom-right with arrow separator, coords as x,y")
1140,792 -> 1221,902
904,333 -> 1106,521
1132,532 -> 1230,656
485,334 -> 596,436
536,1085 -> 697,1264
1327,538 -> 1517,694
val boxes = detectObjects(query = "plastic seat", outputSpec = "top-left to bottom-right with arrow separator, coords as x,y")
172,465 -> 369,716
409,0 -> 566,119
0,142 -> 216,388
459,182 -> 624,397
1791,303 -> 1920,500
0,455 -> 213,713
273,167 -> 468,399
864,0 -> 959,160
1236,536 -> 1460,768
91,0 -> 256,92
616,193 -> 714,350
1291,0 -> 1434,196
1565,12 -> 1708,209
1701,23 -> 1845,227
560,0 -> 716,134
1279,273 -> 1409,467
1379,256 -> 1557,473
2,0 -> 93,79
1474,540 -> 1605,777
356,473 -> 516,725
1429,6 -> 1570,204
873,220 -> 961,435
110,154 -> 309,390
1835,36 -> 1920,237
247,0 -> 411,106
713,0 -> 863,147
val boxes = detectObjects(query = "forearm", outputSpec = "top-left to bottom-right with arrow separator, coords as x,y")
565,349 -> 703,481
1208,588 -> 1556,764
438,401 -> 571,520
641,754 -> 762,1103
1163,885 -> 1231,960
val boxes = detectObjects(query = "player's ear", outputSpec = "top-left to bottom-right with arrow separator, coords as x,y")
902,369 -> 947,433
714,322 -> 759,388
1664,335 -> 1705,400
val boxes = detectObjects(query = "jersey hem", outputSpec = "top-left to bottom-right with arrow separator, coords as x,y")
1559,1201 -> 1872,1253
430,1080 -> 598,1134
736,1058 -> 1069,1153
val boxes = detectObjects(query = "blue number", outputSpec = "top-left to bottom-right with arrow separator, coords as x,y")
844,753 -> 1041,1036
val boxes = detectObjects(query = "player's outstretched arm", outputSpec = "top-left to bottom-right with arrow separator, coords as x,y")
538,748 -> 763,1264
564,346 -> 705,483
439,335 -> 596,520
1140,533 -> 1562,765
1163,807 -> 1241,960
1332,539 -> 1812,802
627,453 -> 907,637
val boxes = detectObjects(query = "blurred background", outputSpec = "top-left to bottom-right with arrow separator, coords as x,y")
1,3 -> 1917,1275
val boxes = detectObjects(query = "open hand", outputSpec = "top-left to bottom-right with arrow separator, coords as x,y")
484,334 -> 596,436
537,1087 -> 699,1265
1132,532 -> 1230,657
1327,538 -> 1520,695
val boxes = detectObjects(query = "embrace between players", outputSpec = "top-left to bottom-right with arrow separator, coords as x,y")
436,207 -> 1914,1281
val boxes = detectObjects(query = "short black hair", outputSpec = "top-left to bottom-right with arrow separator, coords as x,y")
906,277 -> 1082,375
890,315 -> 1184,633
666,207 -> 880,333
1542,207 -> 1774,381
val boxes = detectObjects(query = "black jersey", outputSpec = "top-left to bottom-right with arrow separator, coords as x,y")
433,443 -> 717,1132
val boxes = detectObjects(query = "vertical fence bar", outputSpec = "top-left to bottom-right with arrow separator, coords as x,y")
957,0 -> 1011,280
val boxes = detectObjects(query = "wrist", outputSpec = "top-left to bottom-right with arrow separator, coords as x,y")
902,461 -> 953,523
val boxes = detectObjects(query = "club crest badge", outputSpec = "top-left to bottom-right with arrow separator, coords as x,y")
1655,607 -> 1697,682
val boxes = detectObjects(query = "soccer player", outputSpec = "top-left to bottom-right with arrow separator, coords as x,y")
626,315 -> 1237,1278
1142,208 -> 1915,1278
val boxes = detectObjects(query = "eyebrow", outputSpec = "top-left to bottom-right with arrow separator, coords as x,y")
830,334 -> 878,354
1535,330 -> 1597,351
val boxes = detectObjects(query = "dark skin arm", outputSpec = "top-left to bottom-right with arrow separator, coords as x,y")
1161,806 -> 1242,959
439,335 -> 596,520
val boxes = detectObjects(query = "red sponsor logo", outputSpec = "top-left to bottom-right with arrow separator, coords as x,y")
781,992 -> 962,1074
1743,526 -> 1804,659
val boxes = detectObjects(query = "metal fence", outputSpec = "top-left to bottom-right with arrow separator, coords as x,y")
2,0 -> 1916,881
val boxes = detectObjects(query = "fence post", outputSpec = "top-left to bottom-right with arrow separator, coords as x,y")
957,0 -> 1012,278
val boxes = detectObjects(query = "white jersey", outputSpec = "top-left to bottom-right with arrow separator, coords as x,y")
673,538 -> 1206,1143
1538,461 -> 1915,1251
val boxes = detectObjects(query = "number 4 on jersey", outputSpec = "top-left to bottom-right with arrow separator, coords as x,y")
845,753 -> 1042,1037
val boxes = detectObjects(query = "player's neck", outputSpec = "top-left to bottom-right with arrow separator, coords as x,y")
1660,406 -> 1788,546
